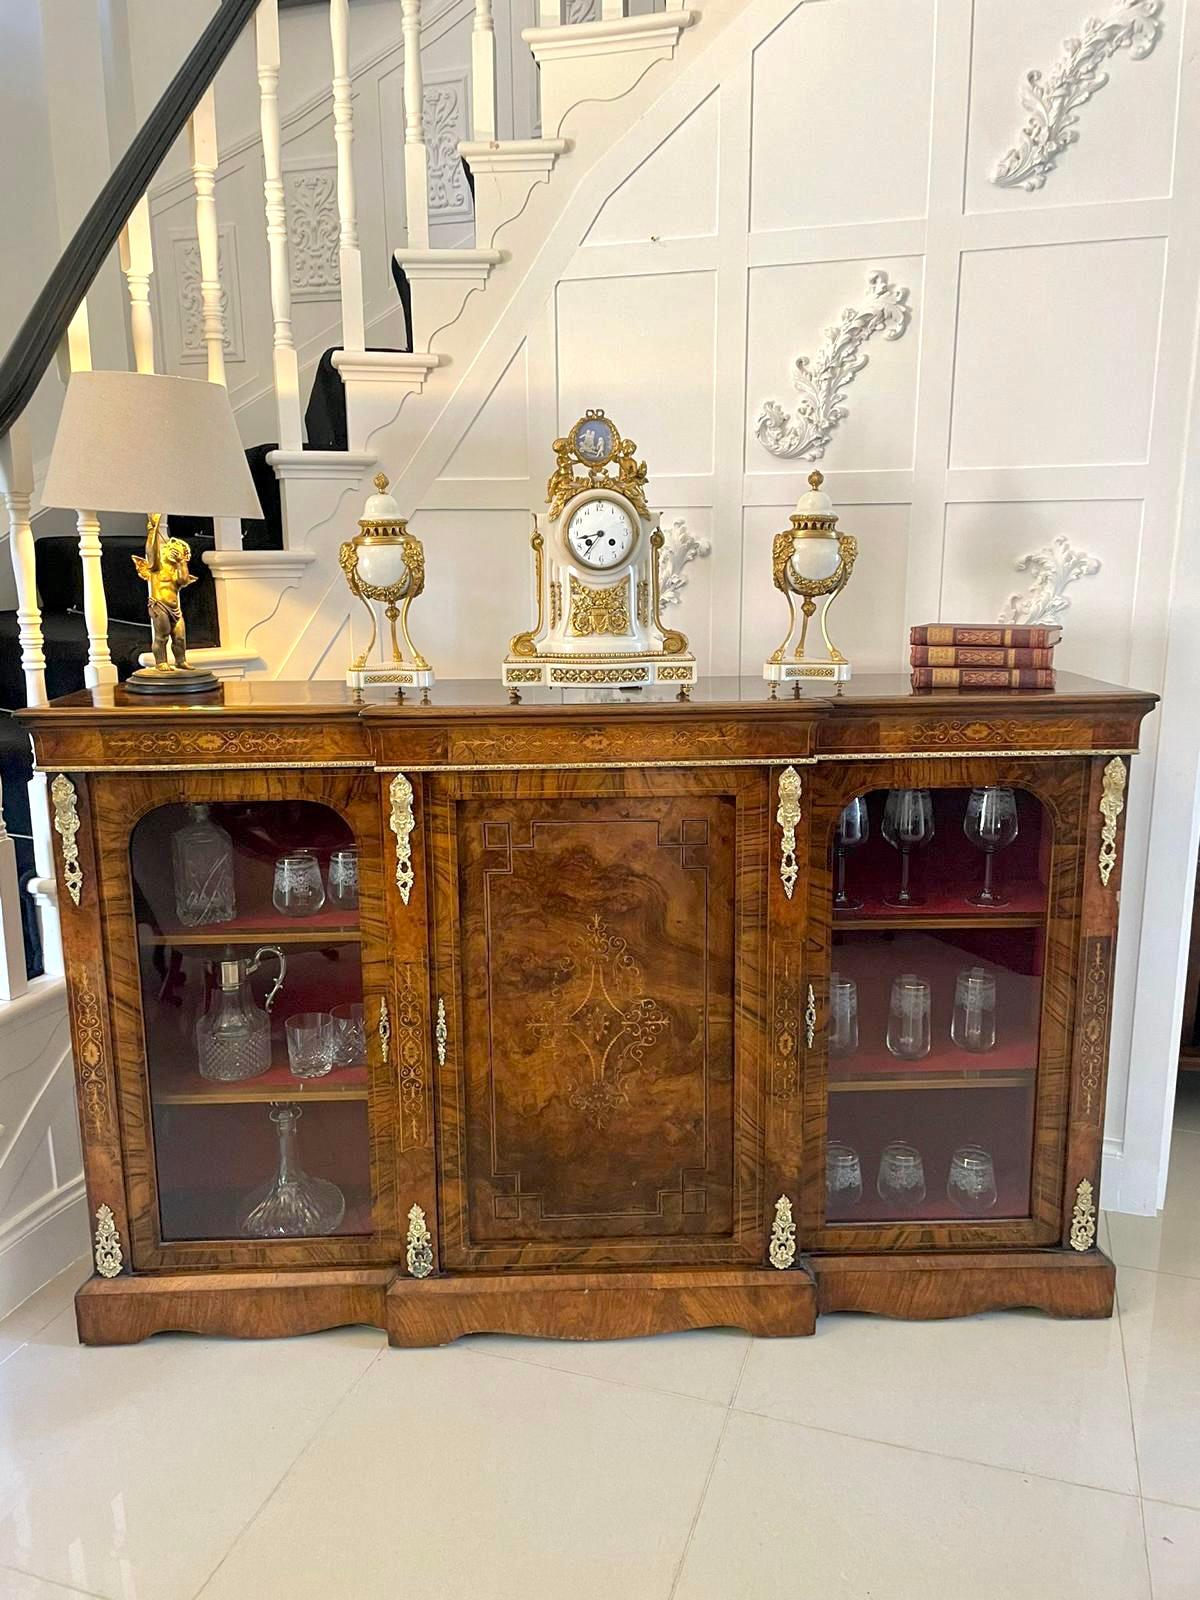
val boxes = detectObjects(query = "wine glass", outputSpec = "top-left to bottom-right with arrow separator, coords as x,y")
881,789 -> 935,907
877,1142 -> 926,1210
963,787 -> 1019,907
833,797 -> 869,911
826,1142 -> 863,1212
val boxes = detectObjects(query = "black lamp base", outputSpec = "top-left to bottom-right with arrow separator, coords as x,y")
124,665 -> 220,696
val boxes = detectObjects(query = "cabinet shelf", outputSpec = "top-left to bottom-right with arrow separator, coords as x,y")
829,1070 -> 1034,1094
152,1062 -> 368,1105
833,880 -> 1046,932
141,912 -> 361,948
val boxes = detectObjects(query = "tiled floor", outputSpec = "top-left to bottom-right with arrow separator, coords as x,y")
1,1085 -> 1198,1599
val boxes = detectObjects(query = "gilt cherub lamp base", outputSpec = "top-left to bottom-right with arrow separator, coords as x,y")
126,665 -> 220,696
763,658 -> 852,688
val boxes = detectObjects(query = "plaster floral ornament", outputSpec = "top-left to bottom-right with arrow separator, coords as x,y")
657,519 -> 711,607
998,535 -> 1101,626
991,0 -> 1163,191
754,271 -> 912,461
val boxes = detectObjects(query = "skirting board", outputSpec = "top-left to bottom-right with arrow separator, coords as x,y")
0,1178 -> 87,1323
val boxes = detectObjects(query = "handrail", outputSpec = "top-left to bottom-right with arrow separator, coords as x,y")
0,0 -> 261,443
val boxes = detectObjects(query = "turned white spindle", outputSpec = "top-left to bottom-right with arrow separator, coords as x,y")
256,0 -> 303,450
401,0 -> 430,249
65,303 -> 117,688
538,1 -> 559,22
0,419 -> 46,708
471,0 -> 497,142
600,0 -> 625,17
188,87 -> 226,387
0,809 -> 27,1002
329,0 -> 365,352
118,194 -> 155,374
189,88 -> 242,553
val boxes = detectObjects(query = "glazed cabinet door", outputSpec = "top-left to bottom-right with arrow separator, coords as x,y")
93,770 -> 402,1269
802,758 -> 1089,1252
427,767 -> 769,1270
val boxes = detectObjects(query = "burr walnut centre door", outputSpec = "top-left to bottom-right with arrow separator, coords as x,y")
430,770 -> 767,1270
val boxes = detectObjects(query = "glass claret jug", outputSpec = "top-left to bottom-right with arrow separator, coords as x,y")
195,945 -> 287,1082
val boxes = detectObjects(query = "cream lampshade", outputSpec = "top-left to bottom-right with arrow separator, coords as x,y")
42,371 -> 262,694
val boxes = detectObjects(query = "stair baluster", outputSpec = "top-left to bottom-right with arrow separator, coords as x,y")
401,0 -> 430,249
256,0 -> 304,452
472,0 -> 497,143
330,0 -> 366,354
189,87 -> 241,556
117,196 -> 156,376
538,2 -> 559,22
0,419 -> 46,708
64,304 -> 117,688
600,1 -> 626,16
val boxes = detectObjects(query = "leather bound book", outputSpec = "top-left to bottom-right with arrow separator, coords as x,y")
910,646 -> 1056,668
909,624 -> 1064,649
911,667 -> 1057,689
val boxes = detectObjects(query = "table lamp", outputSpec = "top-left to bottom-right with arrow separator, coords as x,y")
41,371 -> 262,695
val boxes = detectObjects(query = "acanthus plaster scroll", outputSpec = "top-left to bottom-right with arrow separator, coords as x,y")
755,272 -> 911,461
658,519 -> 711,607
998,536 -> 1101,627
991,0 -> 1164,192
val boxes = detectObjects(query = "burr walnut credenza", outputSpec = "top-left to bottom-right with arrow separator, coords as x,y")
19,673 -> 1156,1347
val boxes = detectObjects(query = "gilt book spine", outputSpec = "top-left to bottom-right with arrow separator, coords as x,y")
910,646 -> 1056,668
909,625 -> 1064,649
910,667 -> 1057,689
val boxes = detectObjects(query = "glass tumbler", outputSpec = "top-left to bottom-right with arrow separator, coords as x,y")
952,967 -> 998,1052
886,974 -> 932,1060
331,1001 -> 366,1067
877,1141 -> 927,1208
327,847 -> 360,911
273,852 -> 326,918
286,1011 -> 335,1078
829,974 -> 859,1057
947,1145 -> 998,1214
825,1141 -> 863,1210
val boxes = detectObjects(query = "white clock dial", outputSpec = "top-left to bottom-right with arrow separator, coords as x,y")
565,498 -> 636,570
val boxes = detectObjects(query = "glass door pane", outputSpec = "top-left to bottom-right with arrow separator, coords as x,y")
130,800 -> 371,1242
825,786 -> 1048,1225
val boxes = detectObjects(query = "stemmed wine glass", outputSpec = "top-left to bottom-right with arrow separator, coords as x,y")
881,789 -> 935,907
833,797 -> 869,911
963,787 -> 1019,907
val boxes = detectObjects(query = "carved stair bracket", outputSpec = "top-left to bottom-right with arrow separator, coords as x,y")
1070,1178 -> 1098,1251
991,1 -> 1163,192
93,1204 -> 123,1278
51,773 -> 83,907
390,773 -> 415,905
755,271 -> 911,461
769,1194 -> 797,1270
1098,757 -> 1127,888
776,766 -> 802,899
406,1203 -> 434,1279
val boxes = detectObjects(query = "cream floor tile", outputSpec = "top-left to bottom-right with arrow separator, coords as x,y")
459,1326 -> 751,1404
0,1310 -> 384,1600
734,1301 -> 1138,1494
1143,1500 -> 1200,1600
1108,1130 -> 1200,1280
0,1261 -> 89,1367
0,1567 -> 109,1600
196,1344 -> 727,1600
1118,1267 -> 1200,1511
674,1410 -> 1151,1600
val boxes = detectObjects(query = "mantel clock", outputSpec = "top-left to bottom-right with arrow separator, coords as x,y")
502,410 -> 697,693
339,473 -> 433,695
764,470 -> 858,691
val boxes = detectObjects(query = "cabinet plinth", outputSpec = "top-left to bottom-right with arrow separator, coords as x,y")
18,674 -> 1155,1344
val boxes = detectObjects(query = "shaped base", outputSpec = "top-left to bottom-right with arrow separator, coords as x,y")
502,655 -> 696,691
125,665 -> 220,696
347,665 -> 435,692
764,659 -> 852,686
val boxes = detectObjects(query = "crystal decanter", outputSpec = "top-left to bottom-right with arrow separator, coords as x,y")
171,803 -> 235,927
237,1104 -> 346,1238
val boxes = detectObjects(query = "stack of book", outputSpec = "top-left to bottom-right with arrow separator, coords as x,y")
909,624 -> 1061,690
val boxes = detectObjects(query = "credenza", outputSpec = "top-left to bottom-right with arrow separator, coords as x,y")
19,673 -> 1155,1345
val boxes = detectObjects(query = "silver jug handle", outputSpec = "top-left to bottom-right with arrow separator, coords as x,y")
249,945 -> 287,1012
